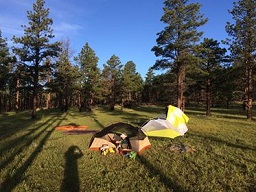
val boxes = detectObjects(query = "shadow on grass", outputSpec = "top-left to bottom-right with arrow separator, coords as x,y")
0,116 -> 59,170
0,109 -> 63,140
61,146 -> 83,192
94,107 -> 150,127
61,106 -> 157,130
190,131 -> 255,152
0,112 -> 35,140
185,107 -> 251,121
137,155 -> 185,192
0,113 -> 67,192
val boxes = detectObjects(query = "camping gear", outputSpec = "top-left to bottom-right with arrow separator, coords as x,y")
100,144 -> 115,155
125,151 -> 137,160
141,105 -> 189,139
55,124 -> 88,131
89,122 -> 151,155
168,143 -> 196,153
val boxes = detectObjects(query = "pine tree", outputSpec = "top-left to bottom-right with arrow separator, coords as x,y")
52,39 -> 78,112
0,30 -> 13,112
102,55 -> 123,110
74,43 -> 101,111
121,61 -> 143,107
225,0 -> 256,120
152,0 -> 207,109
196,38 -> 227,115
143,68 -> 155,103
13,0 -> 60,118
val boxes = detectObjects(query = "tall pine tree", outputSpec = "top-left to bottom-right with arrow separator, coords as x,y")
152,0 -> 207,109
122,61 -> 143,107
102,55 -> 123,110
0,30 -> 13,112
225,0 -> 256,120
197,38 -> 227,116
13,0 -> 60,118
75,43 -> 101,111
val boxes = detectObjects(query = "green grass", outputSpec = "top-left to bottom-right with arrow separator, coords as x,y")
0,106 -> 255,192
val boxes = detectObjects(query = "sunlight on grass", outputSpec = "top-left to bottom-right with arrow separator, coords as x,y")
0,106 -> 255,191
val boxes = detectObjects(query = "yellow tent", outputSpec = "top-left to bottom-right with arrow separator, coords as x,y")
141,105 -> 189,138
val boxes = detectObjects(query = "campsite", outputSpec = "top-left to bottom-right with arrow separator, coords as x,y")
0,105 -> 255,192
0,0 -> 256,191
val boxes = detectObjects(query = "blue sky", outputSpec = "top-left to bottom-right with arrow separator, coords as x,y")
0,0 -> 234,79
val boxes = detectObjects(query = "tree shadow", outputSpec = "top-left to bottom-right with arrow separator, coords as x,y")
0,113 -> 67,192
0,116 -> 59,170
137,155 -> 185,192
189,131 -> 256,152
61,146 -> 83,192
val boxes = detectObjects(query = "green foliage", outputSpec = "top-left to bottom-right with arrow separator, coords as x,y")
12,0 -> 60,64
152,0 -> 208,108
12,0 -> 61,118
102,55 -> 123,110
0,31 -> 12,91
152,0 -> 207,70
74,42 -> 101,110
122,61 -> 143,102
225,0 -> 256,119
51,39 -> 79,111
0,106 -> 255,191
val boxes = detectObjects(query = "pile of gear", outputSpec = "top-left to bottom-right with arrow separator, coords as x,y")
89,123 -> 151,158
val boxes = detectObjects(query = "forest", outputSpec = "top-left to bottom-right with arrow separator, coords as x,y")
0,0 -> 255,119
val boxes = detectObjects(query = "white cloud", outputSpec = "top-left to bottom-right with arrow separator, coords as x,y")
53,22 -> 83,37
0,15 -> 26,38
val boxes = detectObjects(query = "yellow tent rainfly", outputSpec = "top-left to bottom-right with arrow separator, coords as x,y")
141,105 -> 189,139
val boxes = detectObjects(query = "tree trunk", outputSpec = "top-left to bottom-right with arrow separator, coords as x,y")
46,92 -> 51,109
46,75 -> 51,109
109,91 -> 115,111
177,64 -> 186,110
246,64 -> 253,120
31,87 -> 37,119
15,78 -> 20,113
206,78 -> 211,116
32,50 -> 39,119
0,94 -> 2,112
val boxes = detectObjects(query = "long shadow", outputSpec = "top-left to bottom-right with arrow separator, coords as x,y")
137,155 -> 185,192
0,113 -> 35,140
0,109 -> 62,140
61,146 -> 83,192
0,118 -> 56,169
189,131 -> 255,152
0,113 -> 67,192
93,107 -> 150,128
185,107 -> 251,121
0,116 -> 59,170
0,116 -> 58,157
61,107 -> 152,130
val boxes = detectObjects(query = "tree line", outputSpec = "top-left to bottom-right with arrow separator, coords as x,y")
0,0 -> 255,119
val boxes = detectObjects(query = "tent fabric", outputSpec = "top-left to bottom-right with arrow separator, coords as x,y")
141,105 -> 189,139
166,105 -> 189,134
89,137 -> 116,150
89,122 -> 151,154
129,136 -> 151,154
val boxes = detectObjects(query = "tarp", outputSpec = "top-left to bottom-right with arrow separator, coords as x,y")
55,124 -> 88,131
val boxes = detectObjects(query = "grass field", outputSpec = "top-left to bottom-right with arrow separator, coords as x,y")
0,105 -> 255,192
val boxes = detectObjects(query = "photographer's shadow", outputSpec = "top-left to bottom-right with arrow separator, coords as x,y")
61,146 -> 83,192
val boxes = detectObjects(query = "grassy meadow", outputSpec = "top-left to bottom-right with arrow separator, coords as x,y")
0,105 -> 255,192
